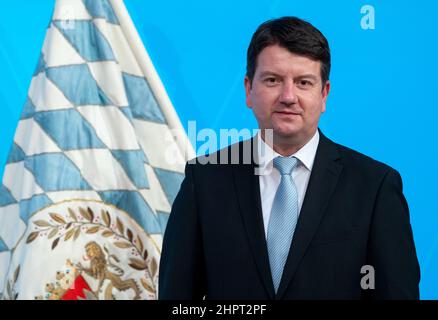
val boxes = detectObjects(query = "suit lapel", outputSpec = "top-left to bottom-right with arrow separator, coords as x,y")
276,131 -> 343,299
232,138 -> 275,299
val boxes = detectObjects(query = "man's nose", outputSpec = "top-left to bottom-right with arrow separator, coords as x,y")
279,81 -> 298,105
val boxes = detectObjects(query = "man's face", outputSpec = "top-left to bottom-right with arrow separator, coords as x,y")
245,45 -> 330,144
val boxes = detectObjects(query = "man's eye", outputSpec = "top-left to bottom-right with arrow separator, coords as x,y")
297,80 -> 313,87
264,78 -> 278,85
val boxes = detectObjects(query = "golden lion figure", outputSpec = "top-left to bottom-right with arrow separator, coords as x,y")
76,241 -> 141,300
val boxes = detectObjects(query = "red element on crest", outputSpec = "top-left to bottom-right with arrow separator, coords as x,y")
61,275 -> 92,300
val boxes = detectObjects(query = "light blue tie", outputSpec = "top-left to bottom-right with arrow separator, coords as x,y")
267,156 -> 299,293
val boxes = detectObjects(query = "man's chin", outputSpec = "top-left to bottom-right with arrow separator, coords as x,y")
272,127 -> 302,139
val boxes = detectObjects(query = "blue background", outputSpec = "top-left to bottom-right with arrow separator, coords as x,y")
0,0 -> 436,298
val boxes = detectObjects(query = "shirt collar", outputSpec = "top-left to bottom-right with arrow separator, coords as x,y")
256,130 -> 320,173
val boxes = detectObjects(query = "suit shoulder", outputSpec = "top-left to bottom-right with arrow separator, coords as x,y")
333,141 -> 397,177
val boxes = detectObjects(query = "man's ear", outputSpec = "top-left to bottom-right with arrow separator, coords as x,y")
321,80 -> 330,113
244,76 -> 252,108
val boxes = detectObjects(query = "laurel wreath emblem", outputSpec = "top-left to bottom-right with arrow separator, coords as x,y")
26,206 -> 157,294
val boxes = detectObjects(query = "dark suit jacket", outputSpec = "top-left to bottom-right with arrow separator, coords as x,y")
159,131 -> 420,300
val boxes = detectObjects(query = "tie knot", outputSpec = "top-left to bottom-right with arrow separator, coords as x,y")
273,156 -> 298,175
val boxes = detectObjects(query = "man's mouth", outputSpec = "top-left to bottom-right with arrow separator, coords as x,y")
273,111 -> 301,115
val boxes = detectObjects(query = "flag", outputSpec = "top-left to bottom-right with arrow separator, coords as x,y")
0,0 -> 192,300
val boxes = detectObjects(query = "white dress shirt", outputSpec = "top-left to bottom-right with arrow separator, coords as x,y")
257,130 -> 320,237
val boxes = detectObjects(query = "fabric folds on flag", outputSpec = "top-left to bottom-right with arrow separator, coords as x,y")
0,0 -> 190,300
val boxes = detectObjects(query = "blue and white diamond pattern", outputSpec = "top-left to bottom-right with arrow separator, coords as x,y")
0,0 -> 190,296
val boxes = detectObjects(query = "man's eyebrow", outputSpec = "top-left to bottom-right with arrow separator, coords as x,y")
257,72 -> 319,81
295,74 -> 318,81
258,71 -> 281,78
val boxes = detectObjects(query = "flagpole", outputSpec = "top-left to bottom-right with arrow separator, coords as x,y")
109,0 -> 195,161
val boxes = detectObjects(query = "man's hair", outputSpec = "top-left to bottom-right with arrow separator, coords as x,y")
246,16 -> 331,87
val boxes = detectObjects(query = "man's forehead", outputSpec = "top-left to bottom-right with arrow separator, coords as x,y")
256,45 -> 321,74
255,62 -> 321,80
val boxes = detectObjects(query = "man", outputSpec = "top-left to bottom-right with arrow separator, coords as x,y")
159,17 -> 420,299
